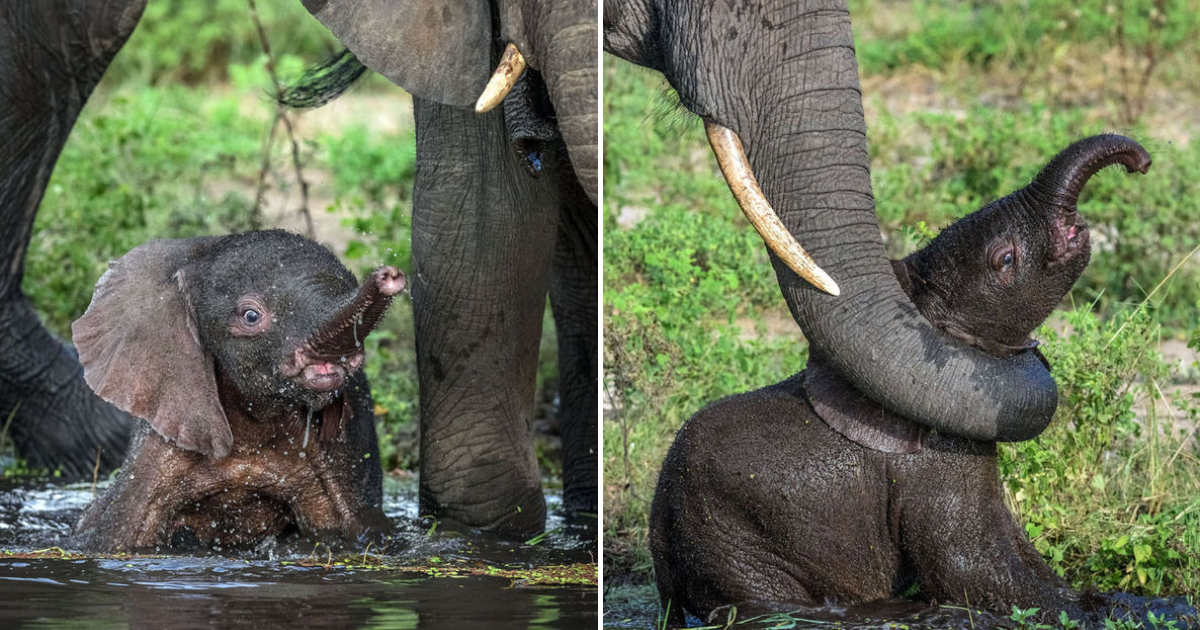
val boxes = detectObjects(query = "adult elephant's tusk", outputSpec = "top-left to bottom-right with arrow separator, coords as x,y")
704,122 -> 841,297
474,43 -> 526,113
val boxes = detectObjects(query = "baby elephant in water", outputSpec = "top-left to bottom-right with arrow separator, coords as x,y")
650,135 -> 1180,626
72,230 -> 402,551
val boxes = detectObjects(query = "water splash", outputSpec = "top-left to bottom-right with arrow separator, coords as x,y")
301,408 -> 313,450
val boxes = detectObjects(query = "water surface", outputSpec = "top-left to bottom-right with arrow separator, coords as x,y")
0,476 -> 597,629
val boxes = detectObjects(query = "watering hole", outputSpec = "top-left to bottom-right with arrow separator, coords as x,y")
0,474 -> 597,629
603,582 -> 1200,630
603,582 -> 1010,630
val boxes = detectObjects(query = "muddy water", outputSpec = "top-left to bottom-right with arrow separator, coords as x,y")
603,580 -> 1199,629
603,583 -> 1003,630
0,476 -> 597,629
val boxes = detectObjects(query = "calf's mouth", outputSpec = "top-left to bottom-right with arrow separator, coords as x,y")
291,351 -> 365,392
1050,211 -> 1090,266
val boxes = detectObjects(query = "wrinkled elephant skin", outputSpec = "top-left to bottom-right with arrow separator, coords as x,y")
649,137 -> 1176,628
606,0 -> 1061,446
73,231 -> 394,552
300,0 -> 598,536
0,0 -> 145,480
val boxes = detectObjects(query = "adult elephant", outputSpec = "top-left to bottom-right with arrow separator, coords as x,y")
1,0 -> 596,538
298,0 -> 598,537
0,0 -> 144,479
603,0 -> 1057,440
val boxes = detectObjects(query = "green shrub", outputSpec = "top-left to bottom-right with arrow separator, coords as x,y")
24,87 -> 266,338
1003,306 -> 1200,593
109,0 -> 338,84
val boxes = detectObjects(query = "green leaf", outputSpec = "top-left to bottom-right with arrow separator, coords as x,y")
344,240 -> 368,260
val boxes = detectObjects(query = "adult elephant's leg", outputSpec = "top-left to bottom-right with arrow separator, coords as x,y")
549,172 -> 598,514
0,1 -> 143,477
411,97 -> 560,536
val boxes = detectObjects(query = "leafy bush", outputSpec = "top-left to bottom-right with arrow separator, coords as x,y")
109,0 -> 339,84
1004,306 -> 1200,593
25,87 -> 265,338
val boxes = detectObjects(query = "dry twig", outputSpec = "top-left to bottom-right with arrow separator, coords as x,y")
247,0 -> 315,238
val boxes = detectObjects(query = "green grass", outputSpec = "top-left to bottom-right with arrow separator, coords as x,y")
849,0 -> 1200,96
1008,305 -> 1200,594
603,0 -> 1200,609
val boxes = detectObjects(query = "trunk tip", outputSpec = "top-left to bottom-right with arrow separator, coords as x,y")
1090,133 -> 1152,175
372,266 -> 405,297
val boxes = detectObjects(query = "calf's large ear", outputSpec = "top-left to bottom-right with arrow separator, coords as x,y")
301,0 -> 491,107
72,238 -> 233,458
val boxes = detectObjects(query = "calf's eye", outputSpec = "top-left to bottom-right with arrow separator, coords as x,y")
990,246 -> 1016,274
243,309 -> 261,325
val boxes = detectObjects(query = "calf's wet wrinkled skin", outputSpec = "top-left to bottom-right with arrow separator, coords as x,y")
650,136 -> 1195,628
72,230 -> 401,552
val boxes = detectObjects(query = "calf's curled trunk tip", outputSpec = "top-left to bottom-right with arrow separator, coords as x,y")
704,122 -> 841,296
475,43 -> 526,114
306,266 -> 405,359
1028,134 -> 1152,211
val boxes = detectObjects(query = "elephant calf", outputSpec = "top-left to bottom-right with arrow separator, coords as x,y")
73,230 -> 397,551
650,135 -> 1162,626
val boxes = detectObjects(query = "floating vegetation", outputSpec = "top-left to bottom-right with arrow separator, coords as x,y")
1,548 -> 597,587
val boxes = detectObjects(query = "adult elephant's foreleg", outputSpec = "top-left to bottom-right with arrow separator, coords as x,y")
0,302 -> 129,477
0,0 -> 144,477
549,176 -> 598,515
411,98 -> 560,537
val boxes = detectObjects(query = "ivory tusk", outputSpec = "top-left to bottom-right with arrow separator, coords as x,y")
474,43 -> 526,114
704,122 -> 841,296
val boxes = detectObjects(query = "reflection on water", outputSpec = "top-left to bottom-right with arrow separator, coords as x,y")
0,477 -> 597,630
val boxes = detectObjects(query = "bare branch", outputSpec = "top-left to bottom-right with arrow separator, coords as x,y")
247,0 -> 315,238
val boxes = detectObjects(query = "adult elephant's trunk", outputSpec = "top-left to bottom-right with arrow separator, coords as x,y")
515,0 -> 598,203
541,31 -> 598,202
607,0 -> 1072,440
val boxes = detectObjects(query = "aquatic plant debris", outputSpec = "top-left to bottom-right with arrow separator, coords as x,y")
1,548 -> 597,587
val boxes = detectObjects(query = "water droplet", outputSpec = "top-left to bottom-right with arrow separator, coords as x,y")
302,407 -> 313,449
